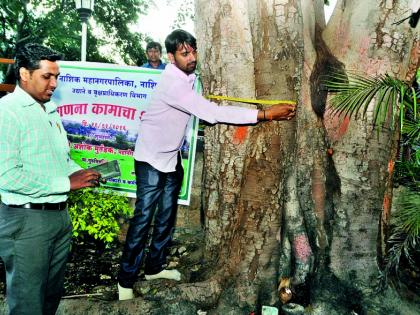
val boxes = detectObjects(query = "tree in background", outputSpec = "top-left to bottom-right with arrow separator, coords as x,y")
171,0 -> 194,29
0,0 -> 151,82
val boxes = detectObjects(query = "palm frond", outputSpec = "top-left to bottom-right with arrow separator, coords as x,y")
394,191 -> 420,236
382,190 -> 420,283
386,229 -> 408,273
402,120 -> 420,142
403,87 -> 419,115
411,87 -> 418,120
325,72 -> 409,127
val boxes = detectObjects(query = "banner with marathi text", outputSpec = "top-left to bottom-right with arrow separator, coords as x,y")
51,61 -> 199,205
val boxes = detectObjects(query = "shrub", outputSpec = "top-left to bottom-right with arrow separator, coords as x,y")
68,187 -> 133,245
380,189 -> 420,289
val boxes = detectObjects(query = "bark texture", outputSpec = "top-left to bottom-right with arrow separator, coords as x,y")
196,1 -> 302,313
194,0 -> 419,314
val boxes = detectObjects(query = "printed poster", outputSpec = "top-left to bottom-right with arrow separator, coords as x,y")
52,61 -> 199,205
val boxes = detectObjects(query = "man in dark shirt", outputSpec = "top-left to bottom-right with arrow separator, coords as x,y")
141,41 -> 166,70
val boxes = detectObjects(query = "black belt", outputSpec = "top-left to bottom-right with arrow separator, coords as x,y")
6,202 -> 67,211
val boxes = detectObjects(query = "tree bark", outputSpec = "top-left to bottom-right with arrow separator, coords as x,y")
196,1 -> 303,312
194,0 -> 419,314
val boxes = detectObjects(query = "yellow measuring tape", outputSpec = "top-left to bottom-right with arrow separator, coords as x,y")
207,94 -> 296,106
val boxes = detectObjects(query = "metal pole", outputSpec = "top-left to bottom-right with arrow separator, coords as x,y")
81,21 -> 87,62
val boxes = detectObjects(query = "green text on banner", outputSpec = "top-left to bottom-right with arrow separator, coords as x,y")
51,61 -> 199,205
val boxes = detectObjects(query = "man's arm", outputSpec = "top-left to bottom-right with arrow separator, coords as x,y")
0,112 -> 99,196
163,81 -> 295,124
0,112 -> 69,196
66,154 -> 101,190
69,169 -> 102,190
257,104 -> 296,121
67,152 -> 83,175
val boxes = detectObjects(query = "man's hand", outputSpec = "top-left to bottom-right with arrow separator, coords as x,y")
69,169 -> 102,190
258,103 -> 296,121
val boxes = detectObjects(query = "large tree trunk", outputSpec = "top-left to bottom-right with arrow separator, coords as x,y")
194,0 -> 419,314
196,1 -> 302,313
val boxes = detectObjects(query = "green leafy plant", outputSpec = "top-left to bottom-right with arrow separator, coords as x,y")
325,72 -> 417,130
394,159 -> 420,190
383,191 -> 420,285
395,84 -> 420,189
68,187 -> 133,245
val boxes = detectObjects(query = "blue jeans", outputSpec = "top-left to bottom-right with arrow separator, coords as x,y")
0,203 -> 72,315
118,159 -> 183,288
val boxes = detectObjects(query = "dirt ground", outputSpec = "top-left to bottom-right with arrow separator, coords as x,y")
0,228 -> 205,303
62,228 -> 205,300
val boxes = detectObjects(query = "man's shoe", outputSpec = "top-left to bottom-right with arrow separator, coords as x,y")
145,269 -> 181,281
118,283 -> 134,300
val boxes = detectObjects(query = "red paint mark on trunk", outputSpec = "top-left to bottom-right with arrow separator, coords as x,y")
293,234 -> 312,264
388,160 -> 395,174
383,195 -> 391,214
233,126 -> 248,144
337,116 -> 350,138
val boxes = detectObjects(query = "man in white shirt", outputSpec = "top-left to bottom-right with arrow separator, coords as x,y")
117,30 -> 296,300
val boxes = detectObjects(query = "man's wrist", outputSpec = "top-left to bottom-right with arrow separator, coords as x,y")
257,110 -> 266,121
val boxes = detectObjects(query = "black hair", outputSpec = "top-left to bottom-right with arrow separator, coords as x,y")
165,29 -> 197,55
14,43 -> 62,81
146,41 -> 163,53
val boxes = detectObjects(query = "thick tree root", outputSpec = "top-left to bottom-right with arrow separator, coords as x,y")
55,278 -> 223,315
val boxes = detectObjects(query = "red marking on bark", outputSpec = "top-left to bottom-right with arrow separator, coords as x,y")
337,116 -> 350,138
388,160 -> 395,174
293,234 -> 312,264
358,36 -> 370,58
233,126 -> 248,144
327,148 -> 334,156
383,195 -> 391,214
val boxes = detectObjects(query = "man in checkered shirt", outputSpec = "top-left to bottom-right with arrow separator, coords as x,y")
0,43 -> 101,315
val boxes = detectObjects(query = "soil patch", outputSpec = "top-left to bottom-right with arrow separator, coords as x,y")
63,238 -> 122,298
0,229 -> 205,301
